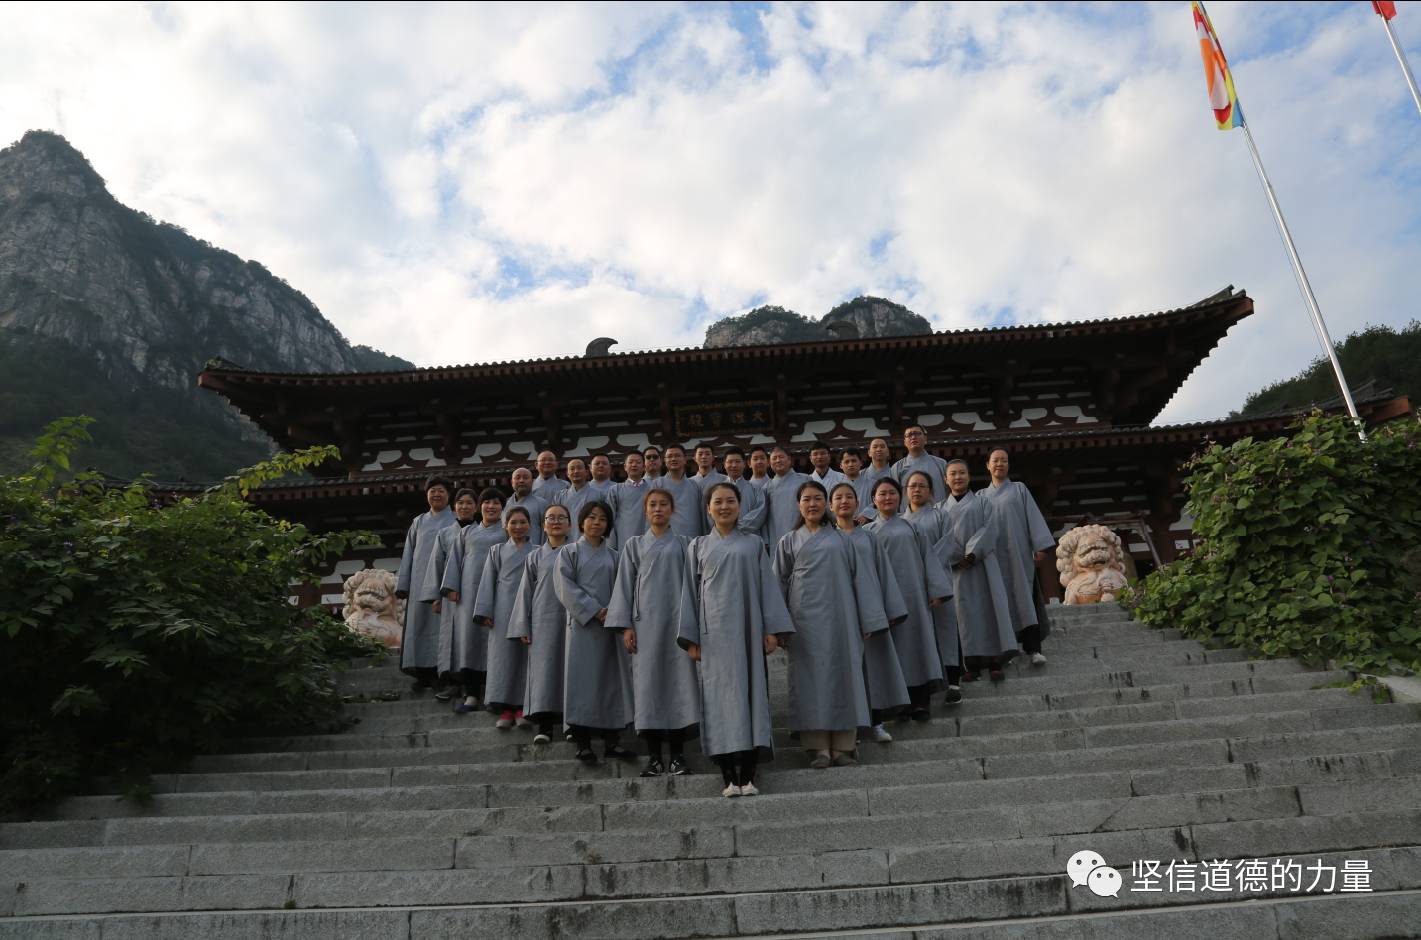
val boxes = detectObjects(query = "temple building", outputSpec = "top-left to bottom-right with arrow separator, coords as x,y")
194,287 -> 1411,607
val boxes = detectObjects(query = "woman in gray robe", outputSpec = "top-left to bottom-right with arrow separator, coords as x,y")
509,503 -> 573,744
606,487 -> 700,777
437,489 -> 506,710
829,482 -> 911,744
864,477 -> 953,717
942,460 -> 1019,683
473,507 -> 535,729
677,482 -> 794,797
980,448 -> 1057,664
396,476 -> 457,686
773,480 -> 886,769
903,471 -> 964,688
555,501 -> 635,764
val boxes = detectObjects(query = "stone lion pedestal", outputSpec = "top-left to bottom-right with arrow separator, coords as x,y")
1056,524 -> 1128,605
341,568 -> 404,648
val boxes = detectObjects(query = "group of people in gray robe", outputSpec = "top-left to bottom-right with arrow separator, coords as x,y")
390,427 -> 1057,795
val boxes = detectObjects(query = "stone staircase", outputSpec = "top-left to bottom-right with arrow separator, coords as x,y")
3,604 -> 1420,939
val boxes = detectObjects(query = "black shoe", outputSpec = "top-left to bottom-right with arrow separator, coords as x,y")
961,670 -> 979,683
605,744 -> 638,762
943,685 -> 963,705
910,706 -> 931,722
667,756 -> 690,776
574,748 -> 598,764
433,688 -> 454,702
640,758 -> 665,777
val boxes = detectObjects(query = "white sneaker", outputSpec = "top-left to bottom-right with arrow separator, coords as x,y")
722,783 -> 742,798
872,723 -> 893,743
532,733 -> 551,745
739,781 -> 760,797
1031,652 -> 1048,666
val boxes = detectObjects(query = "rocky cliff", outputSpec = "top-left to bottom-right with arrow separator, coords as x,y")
703,296 -> 932,347
0,131 -> 411,477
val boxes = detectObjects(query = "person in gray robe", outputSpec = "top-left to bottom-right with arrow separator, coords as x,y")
606,487 -> 700,776
418,488 -> 477,702
473,506 -> 535,729
903,471 -> 964,684
440,489 -> 507,712
559,458 -> 600,522
720,447 -> 766,539
555,501 -> 635,763
980,448 -> 1057,664
587,454 -> 617,499
891,425 -> 948,503
649,444 -> 705,538
942,460 -> 1020,683
773,480 -> 886,768
531,450 -> 567,497
691,445 -> 729,492
677,482 -> 794,797
808,441 -> 848,491
864,476 -> 953,718
395,476 -> 457,686
608,452 -> 649,550
855,438 -> 896,522
764,446 -> 812,549
747,446 -> 772,490
829,481 -> 911,743
504,468 -> 547,545
509,504 -> 573,744
641,445 -> 663,482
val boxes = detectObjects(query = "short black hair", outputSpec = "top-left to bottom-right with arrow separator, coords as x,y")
723,446 -> 746,459
453,487 -> 478,503
478,487 -> 505,504
840,446 -> 864,460
663,443 -> 686,456
424,475 -> 454,495
809,440 -> 832,454
578,500 -> 614,534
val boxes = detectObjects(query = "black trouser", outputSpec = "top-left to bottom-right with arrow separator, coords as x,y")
570,726 -> 621,750
945,665 -> 963,685
459,669 -> 486,699
713,750 -> 759,786
907,685 -> 933,712
965,655 -> 1005,672
1018,623 -> 1044,656
644,729 -> 687,761
408,666 -> 439,686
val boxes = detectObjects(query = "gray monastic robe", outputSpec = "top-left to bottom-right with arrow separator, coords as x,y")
841,526 -> 911,711
905,505 -> 962,670
418,522 -> 464,675
532,475 -> 568,498
892,452 -> 949,503
940,491 -> 1019,659
608,478 -> 649,550
692,470 -> 729,492
720,477 -> 766,540
508,543 -> 568,719
555,538 -> 632,731
560,483 -> 600,525
605,530 -> 700,733
773,526 -> 884,731
677,529 -> 794,758
440,521 -> 506,674
764,470 -> 813,550
588,479 -> 616,500
863,513 -> 950,689
650,474 -> 705,538
980,480 -> 1056,639
504,492 -> 547,546
473,539 -> 535,709
748,474 -> 770,490
396,507 -> 456,674
855,464 -> 895,522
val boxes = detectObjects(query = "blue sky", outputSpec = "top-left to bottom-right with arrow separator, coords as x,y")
2,1 -> 1419,421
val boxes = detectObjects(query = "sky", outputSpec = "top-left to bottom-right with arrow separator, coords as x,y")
2,1 -> 1419,423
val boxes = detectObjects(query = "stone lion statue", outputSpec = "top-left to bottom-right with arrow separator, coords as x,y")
1056,524 -> 1128,605
342,568 -> 404,647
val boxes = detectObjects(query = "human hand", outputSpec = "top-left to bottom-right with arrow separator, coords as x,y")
764,634 -> 780,654
686,643 -> 701,662
520,636 -> 531,646
596,607 -> 608,623
623,629 -> 637,654
431,600 -> 442,614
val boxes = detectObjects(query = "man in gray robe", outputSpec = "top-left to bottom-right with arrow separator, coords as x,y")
941,460 -> 1019,682
641,445 -> 663,482
763,446 -> 812,549
608,451 -> 649,550
395,476 -> 457,687
531,450 -> 567,497
504,468 -> 547,545
980,448 -> 1057,665
559,458 -> 598,521
747,446 -> 771,489
721,447 -> 766,538
891,425 -> 948,503
649,444 -> 705,538
856,437 -> 896,522
587,454 -> 617,499
691,444 -> 729,492
808,441 -> 848,491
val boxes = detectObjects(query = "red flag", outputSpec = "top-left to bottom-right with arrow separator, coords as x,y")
1374,1 -> 1397,20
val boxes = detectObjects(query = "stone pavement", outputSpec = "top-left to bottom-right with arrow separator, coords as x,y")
2,603 -> 1419,938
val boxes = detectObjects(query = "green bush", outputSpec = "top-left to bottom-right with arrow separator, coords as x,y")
1122,413 -> 1421,674
0,417 -> 382,812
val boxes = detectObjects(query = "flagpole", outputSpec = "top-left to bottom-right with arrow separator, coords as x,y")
1380,13 -> 1421,119
1237,122 -> 1366,439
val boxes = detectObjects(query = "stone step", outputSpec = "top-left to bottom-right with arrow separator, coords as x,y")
2,851 -> 1415,937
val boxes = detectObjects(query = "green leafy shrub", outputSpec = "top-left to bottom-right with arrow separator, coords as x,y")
0,417 -> 382,811
1122,413 -> 1421,674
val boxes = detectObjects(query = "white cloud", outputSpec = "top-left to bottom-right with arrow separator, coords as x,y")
2,1 -> 1419,424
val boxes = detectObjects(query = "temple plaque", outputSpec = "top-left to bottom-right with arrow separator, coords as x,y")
675,400 -> 775,437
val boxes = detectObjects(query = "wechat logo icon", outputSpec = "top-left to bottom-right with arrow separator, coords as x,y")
1067,849 -> 1122,898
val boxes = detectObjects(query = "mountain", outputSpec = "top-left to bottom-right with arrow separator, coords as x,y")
1235,321 -> 1419,418
703,296 -> 932,347
0,130 -> 411,479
